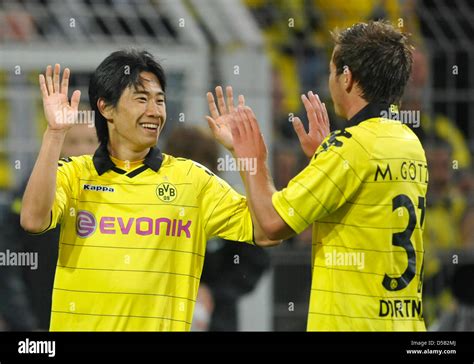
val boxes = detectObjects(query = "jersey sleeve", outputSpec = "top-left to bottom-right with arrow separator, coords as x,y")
272,129 -> 368,234
38,158 -> 75,233
194,163 -> 254,244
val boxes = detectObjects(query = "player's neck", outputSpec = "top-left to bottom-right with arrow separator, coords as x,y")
107,141 -> 149,162
345,98 -> 369,121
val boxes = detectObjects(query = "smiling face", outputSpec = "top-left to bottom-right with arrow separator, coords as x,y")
106,71 -> 166,152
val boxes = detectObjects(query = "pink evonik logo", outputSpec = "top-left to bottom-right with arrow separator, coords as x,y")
76,210 -> 97,238
75,210 -> 192,238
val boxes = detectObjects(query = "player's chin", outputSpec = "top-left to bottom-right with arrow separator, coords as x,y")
135,134 -> 159,149
144,137 -> 159,149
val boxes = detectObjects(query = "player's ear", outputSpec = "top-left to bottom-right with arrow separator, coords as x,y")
97,98 -> 114,121
343,65 -> 354,94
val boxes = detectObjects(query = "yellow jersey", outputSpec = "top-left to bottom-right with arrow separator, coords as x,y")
42,144 -> 255,331
273,103 -> 428,331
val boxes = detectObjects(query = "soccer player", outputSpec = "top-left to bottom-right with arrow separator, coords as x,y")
211,21 -> 428,331
20,50 -> 277,331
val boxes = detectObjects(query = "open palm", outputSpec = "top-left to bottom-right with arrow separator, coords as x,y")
39,64 -> 81,131
292,91 -> 330,158
206,86 -> 245,152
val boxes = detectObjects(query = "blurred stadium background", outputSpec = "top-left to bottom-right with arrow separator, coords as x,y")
0,0 -> 473,331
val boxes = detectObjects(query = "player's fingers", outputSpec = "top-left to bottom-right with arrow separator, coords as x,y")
45,65 -> 54,95
292,116 -> 308,144
238,106 -> 252,137
70,90 -> 81,110
229,110 -> 241,140
226,86 -> 234,113
206,92 -> 220,119
301,94 -> 317,128
314,93 -> 325,122
237,107 -> 250,140
308,91 -> 324,129
39,74 -> 49,98
322,102 -> 330,134
310,92 -> 327,135
61,68 -> 70,96
215,86 -> 227,115
53,64 -> 60,93
238,94 -> 245,107
243,106 -> 260,135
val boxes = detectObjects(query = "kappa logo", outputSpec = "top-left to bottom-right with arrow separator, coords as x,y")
156,182 -> 177,202
83,184 -> 115,192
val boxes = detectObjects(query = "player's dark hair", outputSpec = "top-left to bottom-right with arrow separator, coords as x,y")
89,49 -> 167,145
331,20 -> 413,105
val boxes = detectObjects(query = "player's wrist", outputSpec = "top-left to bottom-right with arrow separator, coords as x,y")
44,127 -> 68,139
43,128 -> 68,146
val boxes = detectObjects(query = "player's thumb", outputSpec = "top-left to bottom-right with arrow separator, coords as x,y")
71,90 -> 81,110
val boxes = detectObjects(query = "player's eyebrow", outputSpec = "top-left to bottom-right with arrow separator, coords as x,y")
132,90 -> 165,97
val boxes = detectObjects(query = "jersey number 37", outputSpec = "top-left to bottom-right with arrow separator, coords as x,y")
382,194 -> 426,292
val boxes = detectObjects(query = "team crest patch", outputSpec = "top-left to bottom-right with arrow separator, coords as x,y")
156,182 -> 177,202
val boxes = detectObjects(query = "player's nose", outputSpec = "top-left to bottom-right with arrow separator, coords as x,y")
145,101 -> 161,118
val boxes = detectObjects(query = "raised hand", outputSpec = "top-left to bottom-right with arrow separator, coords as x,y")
39,64 -> 81,132
206,86 -> 245,152
229,106 -> 268,163
292,91 -> 330,158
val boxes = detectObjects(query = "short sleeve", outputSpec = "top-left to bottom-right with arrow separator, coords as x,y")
272,129 -> 366,234
40,158 -> 74,233
195,163 -> 254,244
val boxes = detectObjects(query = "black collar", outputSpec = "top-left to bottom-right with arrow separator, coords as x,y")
346,102 -> 394,128
92,142 -> 163,176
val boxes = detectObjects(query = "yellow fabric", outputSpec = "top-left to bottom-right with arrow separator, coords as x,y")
313,0 -> 402,40
109,156 -> 144,170
0,157 -> 11,188
423,190 -> 465,251
0,100 -> 8,138
273,117 -> 428,331
45,154 -> 254,331
0,71 -> 11,188
11,197 -> 22,214
267,50 -> 301,112
422,187 -> 465,281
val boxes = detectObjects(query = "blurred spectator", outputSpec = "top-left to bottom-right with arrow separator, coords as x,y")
402,48 -> 474,327
0,8 -> 34,42
422,138 -> 473,327
246,0 -> 327,140
165,125 -> 270,331
404,49 -> 472,175
0,122 -> 98,330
